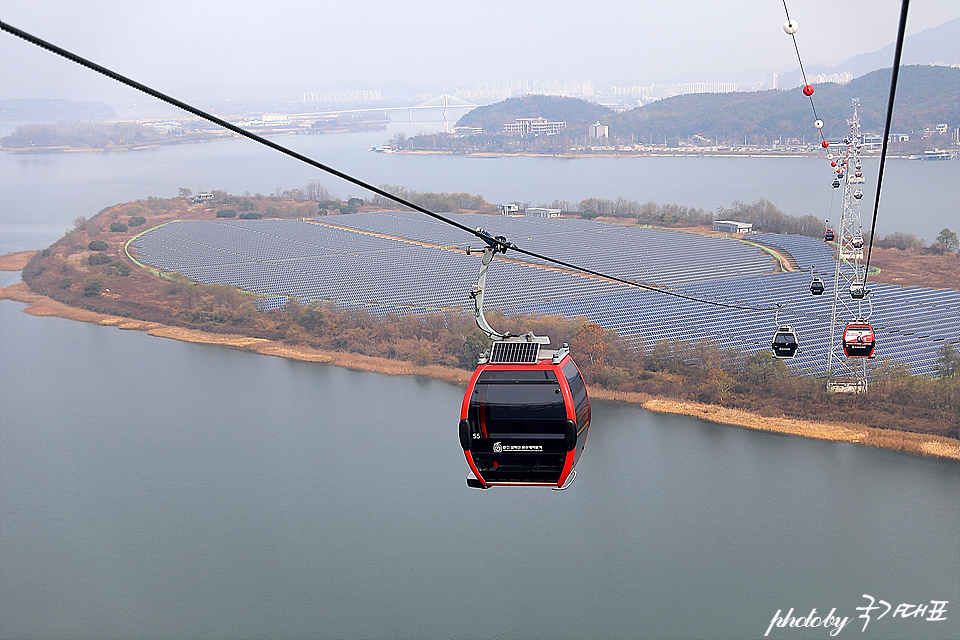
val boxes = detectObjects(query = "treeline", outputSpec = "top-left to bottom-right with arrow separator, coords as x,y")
397,130 -> 574,154
176,183 -> 498,217
875,228 -> 960,255
553,198 -> 714,226
715,200 -> 825,235
532,197 -> 824,235
1,121 -> 165,148
367,185 -> 497,213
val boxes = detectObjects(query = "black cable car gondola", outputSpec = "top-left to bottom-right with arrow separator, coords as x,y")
843,322 -> 876,358
771,325 -> 800,359
810,276 -> 825,295
459,233 -> 590,489
849,280 -> 867,299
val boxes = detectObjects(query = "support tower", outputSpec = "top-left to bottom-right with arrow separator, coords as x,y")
826,99 -> 871,392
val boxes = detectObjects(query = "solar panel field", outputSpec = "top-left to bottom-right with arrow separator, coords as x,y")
129,211 -> 960,380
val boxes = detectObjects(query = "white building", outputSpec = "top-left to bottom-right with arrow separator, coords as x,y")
589,121 -> 609,138
526,208 -> 562,218
503,117 -> 566,135
713,220 -> 753,234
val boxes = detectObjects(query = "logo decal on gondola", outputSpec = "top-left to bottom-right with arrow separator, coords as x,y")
492,441 -> 542,453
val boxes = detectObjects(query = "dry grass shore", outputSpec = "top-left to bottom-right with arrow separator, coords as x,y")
3,279 -> 957,461
0,251 -> 35,271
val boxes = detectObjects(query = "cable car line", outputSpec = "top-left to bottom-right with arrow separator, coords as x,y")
0,19 -> 782,314
781,0 -> 825,147
780,1 -> 914,378
861,0 -> 910,289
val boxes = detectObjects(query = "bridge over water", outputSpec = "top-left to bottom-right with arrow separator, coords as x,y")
286,94 -> 480,129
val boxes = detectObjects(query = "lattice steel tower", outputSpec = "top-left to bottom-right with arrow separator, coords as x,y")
826,99 -> 871,392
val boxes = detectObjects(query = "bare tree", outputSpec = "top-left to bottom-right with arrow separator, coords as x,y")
304,179 -> 331,202
390,132 -> 408,150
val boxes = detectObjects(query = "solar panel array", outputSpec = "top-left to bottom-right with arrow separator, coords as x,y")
525,271 -> 959,378
131,218 -> 627,316
330,211 -> 779,288
743,232 -> 837,273
130,213 -> 960,379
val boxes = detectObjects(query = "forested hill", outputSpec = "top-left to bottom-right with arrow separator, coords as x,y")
610,65 -> 959,143
456,95 -> 613,133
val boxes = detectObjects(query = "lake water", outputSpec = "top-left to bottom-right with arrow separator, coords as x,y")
1,296 -> 958,639
1,124 -> 959,639
1,120 -> 958,256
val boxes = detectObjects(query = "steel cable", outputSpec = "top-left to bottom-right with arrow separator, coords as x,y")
2,19 -> 788,313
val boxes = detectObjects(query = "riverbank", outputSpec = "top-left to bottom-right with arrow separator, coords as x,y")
0,135 -> 233,154
394,148 -> 912,159
3,278 -> 958,461
0,251 -> 35,270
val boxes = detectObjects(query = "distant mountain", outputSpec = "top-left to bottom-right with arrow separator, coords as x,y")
609,65 -> 959,144
455,95 -> 613,133
778,18 -> 959,88
1,98 -> 116,121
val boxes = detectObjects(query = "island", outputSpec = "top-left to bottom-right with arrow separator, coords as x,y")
2,191 -> 958,460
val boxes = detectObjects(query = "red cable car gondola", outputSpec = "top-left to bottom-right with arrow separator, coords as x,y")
843,323 -> 876,358
459,232 -> 590,490
825,228 -> 835,242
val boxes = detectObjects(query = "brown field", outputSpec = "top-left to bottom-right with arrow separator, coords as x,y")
867,246 -> 960,290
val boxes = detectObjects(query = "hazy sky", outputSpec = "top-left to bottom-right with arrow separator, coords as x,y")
1,0 -> 958,101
